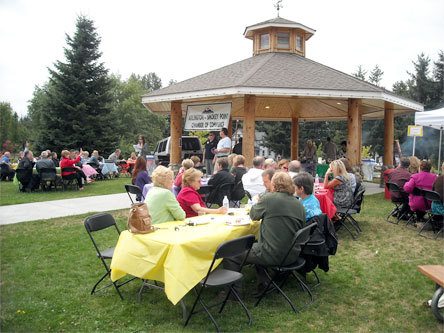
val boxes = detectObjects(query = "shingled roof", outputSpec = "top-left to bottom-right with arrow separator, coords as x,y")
243,17 -> 315,39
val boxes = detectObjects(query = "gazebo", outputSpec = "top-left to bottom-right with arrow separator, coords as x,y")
142,16 -> 423,167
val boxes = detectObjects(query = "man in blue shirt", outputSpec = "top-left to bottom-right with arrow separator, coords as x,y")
0,151 -> 15,181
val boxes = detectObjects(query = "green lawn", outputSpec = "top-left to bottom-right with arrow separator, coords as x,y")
1,193 -> 443,332
0,177 -> 130,206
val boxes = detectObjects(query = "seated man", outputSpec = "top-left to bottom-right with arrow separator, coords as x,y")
17,150 -> 40,191
35,151 -> 56,171
207,157 -> 235,206
224,172 -> 305,296
293,172 -> 322,222
0,151 -> 15,181
107,149 -> 121,163
242,156 -> 266,197
388,157 -> 412,218
288,160 -> 302,179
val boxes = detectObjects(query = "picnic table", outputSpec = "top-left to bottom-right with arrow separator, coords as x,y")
110,210 -> 260,305
418,265 -> 444,322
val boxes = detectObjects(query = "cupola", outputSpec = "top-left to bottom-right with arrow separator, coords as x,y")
243,17 -> 315,57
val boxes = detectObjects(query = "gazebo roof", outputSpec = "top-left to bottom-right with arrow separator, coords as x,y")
142,52 -> 423,120
243,17 -> 316,39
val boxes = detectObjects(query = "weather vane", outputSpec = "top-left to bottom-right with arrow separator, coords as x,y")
274,0 -> 283,17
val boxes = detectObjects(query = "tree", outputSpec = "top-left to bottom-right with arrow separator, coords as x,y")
0,102 -> 29,153
38,15 -> 118,154
407,53 -> 435,108
368,65 -> 384,86
352,65 -> 367,81
432,50 -> 444,106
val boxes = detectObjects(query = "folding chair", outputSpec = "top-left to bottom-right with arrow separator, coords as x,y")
386,182 -> 411,224
206,182 -> 234,207
15,168 -> 32,192
184,234 -> 255,332
124,184 -> 145,204
38,167 -> 58,191
335,187 -> 365,240
230,180 -> 245,208
418,189 -> 444,239
197,184 -> 214,207
61,167 -> 79,190
254,223 -> 317,313
84,213 -> 135,299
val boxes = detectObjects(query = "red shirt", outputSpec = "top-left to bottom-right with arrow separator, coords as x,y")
177,186 -> 205,218
60,155 -> 81,176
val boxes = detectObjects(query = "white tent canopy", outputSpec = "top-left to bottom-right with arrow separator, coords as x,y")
415,107 -> 444,169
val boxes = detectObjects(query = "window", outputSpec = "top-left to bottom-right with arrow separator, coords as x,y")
260,34 -> 269,49
277,32 -> 289,48
296,34 -> 302,51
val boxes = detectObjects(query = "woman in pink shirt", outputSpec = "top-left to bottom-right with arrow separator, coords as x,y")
403,160 -> 437,216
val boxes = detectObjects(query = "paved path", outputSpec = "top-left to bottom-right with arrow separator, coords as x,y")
0,182 -> 384,225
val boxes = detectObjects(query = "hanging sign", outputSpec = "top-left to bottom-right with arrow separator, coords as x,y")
407,125 -> 423,137
184,103 -> 231,131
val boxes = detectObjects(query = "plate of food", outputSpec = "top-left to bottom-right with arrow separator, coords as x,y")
225,216 -> 251,226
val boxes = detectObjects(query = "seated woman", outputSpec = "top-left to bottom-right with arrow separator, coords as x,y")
431,162 -> 444,215
60,149 -> 84,190
404,160 -> 437,219
177,168 -> 227,217
145,166 -> 185,224
293,172 -> 322,221
208,157 -> 235,206
277,159 -> 289,172
126,152 -> 137,174
87,150 -> 101,168
190,155 -> 202,169
80,151 -> 97,183
340,158 -> 361,194
17,150 -> 40,191
174,159 -> 194,195
131,156 -> 152,200
323,159 -> 353,210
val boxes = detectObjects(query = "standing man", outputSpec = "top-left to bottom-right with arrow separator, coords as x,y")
203,132 -> 218,175
323,137 -> 337,163
213,127 -> 231,162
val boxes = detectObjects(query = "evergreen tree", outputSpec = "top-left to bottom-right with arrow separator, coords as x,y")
352,65 -> 367,81
432,50 -> 444,106
39,15 -> 118,154
368,65 -> 384,86
407,53 -> 434,108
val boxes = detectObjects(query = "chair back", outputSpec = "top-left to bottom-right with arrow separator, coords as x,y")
61,166 -> 77,178
279,223 -> 317,267
219,182 -> 234,200
124,184 -> 145,203
422,189 -> 442,203
15,168 -> 32,184
214,234 -> 255,260
244,190 -> 252,201
352,186 -> 366,212
38,167 -> 57,181
0,163 -> 10,172
230,180 -> 245,201
386,182 -> 401,193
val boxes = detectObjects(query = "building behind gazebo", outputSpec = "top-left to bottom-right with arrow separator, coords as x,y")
142,16 -> 423,167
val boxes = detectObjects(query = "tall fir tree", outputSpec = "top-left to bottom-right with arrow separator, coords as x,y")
352,65 -> 367,81
40,15 -> 118,154
368,65 -> 384,86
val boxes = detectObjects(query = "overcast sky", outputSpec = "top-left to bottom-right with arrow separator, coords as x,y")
1,0 -> 443,117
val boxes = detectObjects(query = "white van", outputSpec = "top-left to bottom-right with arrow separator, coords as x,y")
154,136 -> 203,165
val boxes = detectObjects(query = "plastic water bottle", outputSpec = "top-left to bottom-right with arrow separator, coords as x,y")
315,174 -> 320,186
223,196 -> 229,209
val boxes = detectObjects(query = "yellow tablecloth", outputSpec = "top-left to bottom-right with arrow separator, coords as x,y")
110,213 -> 260,305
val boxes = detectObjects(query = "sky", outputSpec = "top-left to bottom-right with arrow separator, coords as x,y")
1,0 -> 443,117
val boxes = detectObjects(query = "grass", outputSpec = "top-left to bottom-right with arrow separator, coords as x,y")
0,176 -> 131,206
1,193 -> 443,332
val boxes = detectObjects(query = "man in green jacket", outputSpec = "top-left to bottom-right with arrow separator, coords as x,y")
224,172 -> 305,295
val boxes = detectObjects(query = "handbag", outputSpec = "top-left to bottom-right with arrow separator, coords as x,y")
127,202 -> 155,234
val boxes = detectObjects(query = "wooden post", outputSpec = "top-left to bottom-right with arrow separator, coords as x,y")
347,99 -> 362,166
227,116 -> 233,138
291,118 -> 299,160
242,95 -> 256,167
170,101 -> 182,165
384,102 -> 394,166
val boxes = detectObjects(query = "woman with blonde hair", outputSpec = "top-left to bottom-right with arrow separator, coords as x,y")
277,159 -> 289,172
145,166 -> 185,224
177,168 -> 227,217
174,158 -> 194,190
408,156 -> 421,174
323,159 -> 353,209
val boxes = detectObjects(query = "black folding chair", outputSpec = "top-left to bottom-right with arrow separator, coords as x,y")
61,167 -> 79,190
206,182 -> 234,207
184,235 -> 255,332
15,168 -> 32,192
38,167 -> 58,191
386,182 -> 410,224
254,223 -> 317,313
197,184 -> 214,207
84,213 -> 135,300
335,187 -> 365,240
418,189 -> 444,239
124,184 -> 145,204
230,180 -> 245,208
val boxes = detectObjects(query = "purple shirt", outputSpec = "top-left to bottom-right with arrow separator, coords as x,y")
135,171 -> 152,192
404,171 -> 437,212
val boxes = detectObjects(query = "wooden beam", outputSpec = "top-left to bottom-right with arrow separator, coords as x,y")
227,116 -> 233,137
170,101 -> 182,165
384,102 -> 394,166
347,99 -> 362,166
291,118 -> 299,160
243,95 -> 256,167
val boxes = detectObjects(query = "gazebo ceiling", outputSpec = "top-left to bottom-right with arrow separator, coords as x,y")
142,52 -> 423,121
